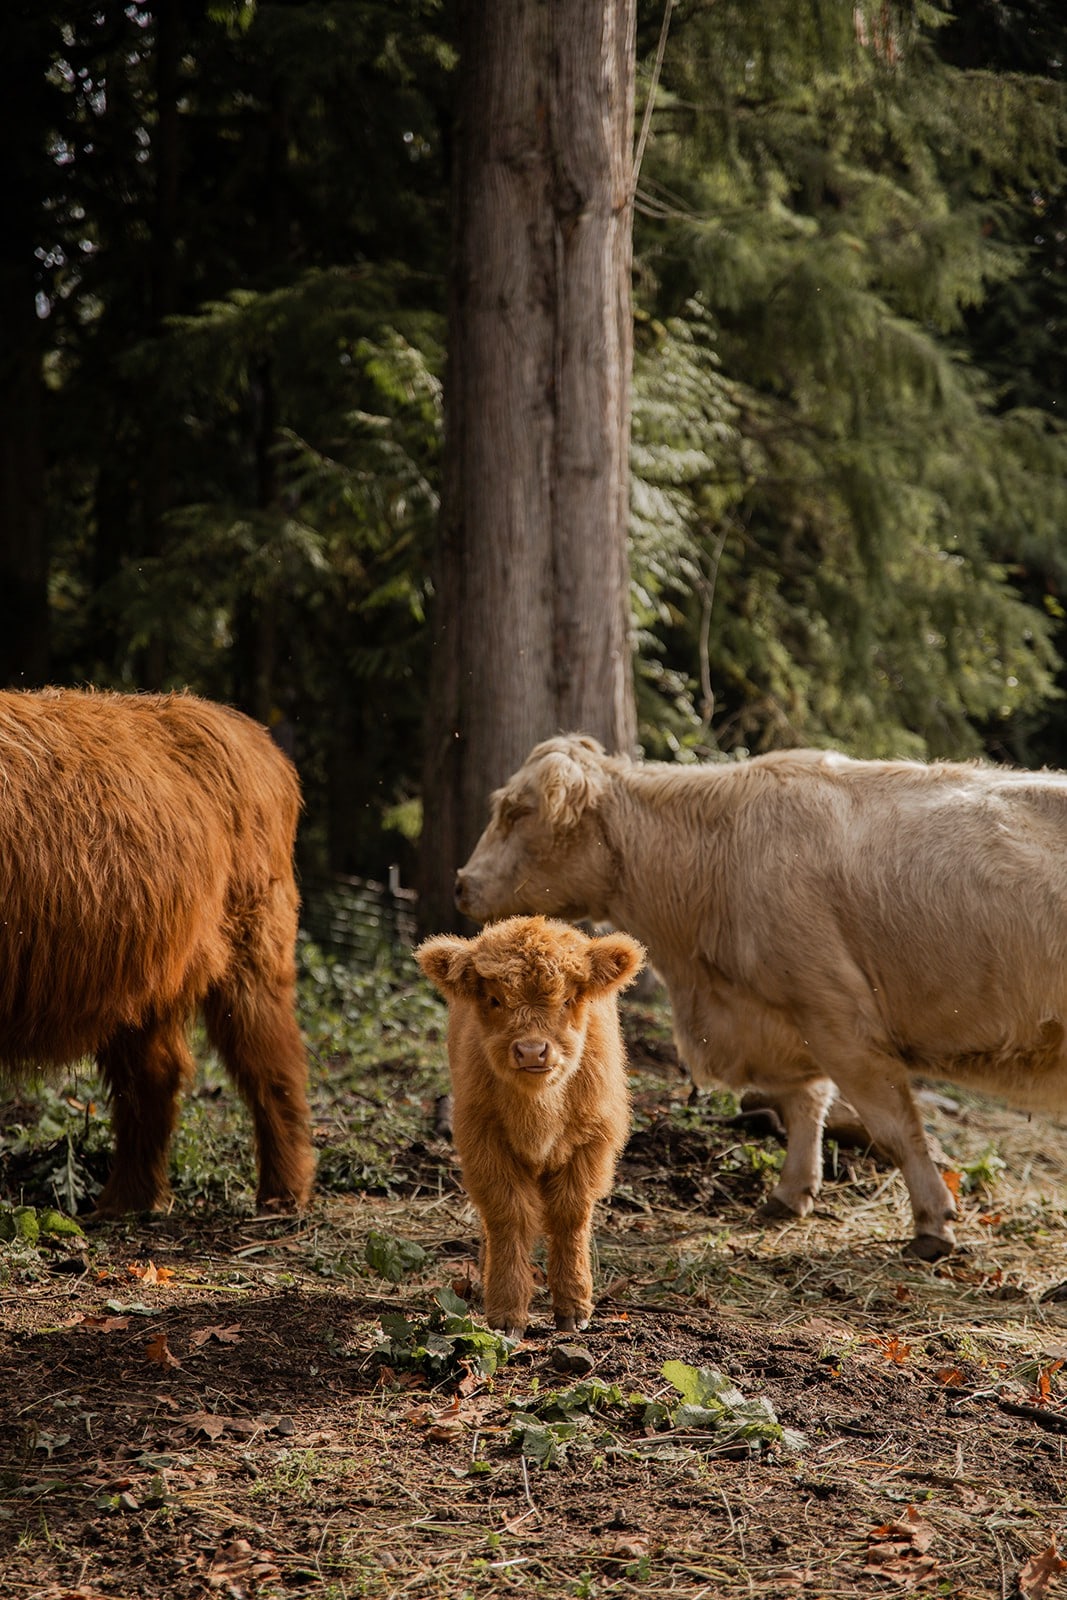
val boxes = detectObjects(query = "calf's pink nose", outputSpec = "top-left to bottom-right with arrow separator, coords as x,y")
513,1038 -> 550,1070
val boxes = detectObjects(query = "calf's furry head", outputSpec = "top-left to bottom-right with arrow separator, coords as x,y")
416,915 -> 643,1007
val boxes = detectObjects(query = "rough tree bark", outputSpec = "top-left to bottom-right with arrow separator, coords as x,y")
419,0 -> 638,931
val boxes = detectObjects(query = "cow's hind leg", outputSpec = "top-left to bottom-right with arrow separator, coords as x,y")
805,1035 -> 957,1258
204,973 -> 314,1211
755,1076 -> 837,1221
95,1015 -> 196,1215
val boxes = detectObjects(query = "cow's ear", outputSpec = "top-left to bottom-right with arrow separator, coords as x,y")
537,749 -> 605,830
584,933 -> 646,996
415,935 -> 476,997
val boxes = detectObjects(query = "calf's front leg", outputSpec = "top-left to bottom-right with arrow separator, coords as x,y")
471,1180 -> 540,1339
540,1151 -> 609,1331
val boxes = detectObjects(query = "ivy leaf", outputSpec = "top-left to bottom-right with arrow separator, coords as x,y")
364,1230 -> 431,1284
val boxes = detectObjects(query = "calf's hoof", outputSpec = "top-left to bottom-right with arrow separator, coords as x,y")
255,1194 -> 306,1216
554,1313 -> 591,1333
489,1313 -> 529,1341
903,1232 -> 955,1262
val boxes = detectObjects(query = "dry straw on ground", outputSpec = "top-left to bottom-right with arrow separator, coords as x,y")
2,1009 -> 1067,1599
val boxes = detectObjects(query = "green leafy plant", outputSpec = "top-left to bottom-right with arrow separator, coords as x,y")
511,1361 -> 804,1468
660,1360 -> 804,1452
0,1204 -> 84,1246
959,1145 -> 1007,1195
375,1288 -> 513,1384
364,1229 -> 431,1284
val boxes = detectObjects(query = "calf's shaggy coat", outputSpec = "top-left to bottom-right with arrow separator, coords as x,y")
416,916 -> 644,1338
457,735 -> 1067,1260
0,689 -> 314,1216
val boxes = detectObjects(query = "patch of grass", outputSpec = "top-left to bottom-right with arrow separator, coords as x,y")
298,940 -> 448,1076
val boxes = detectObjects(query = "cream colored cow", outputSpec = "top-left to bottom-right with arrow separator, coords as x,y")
457,735 -> 1067,1259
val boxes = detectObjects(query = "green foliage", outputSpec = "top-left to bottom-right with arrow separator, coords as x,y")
511,1378 -> 632,1468
958,1145 -> 1008,1196
631,0 -> 1067,762
298,940 -> 447,1068
20,0 -> 1067,873
364,1229 -> 431,1284
375,1289 -> 514,1384
510,1359 -> 801,1468
0,1205 -> 79,1245
660,1360 -> 802,1451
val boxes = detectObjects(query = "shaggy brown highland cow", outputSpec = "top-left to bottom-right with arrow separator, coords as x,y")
416,915 -> 644,1339
0,689 -> 314,1216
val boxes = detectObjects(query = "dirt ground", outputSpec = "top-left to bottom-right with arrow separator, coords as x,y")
3,1007 -> 1067,1600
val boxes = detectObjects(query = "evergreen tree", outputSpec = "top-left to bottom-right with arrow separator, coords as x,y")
629,0 -> 1067,761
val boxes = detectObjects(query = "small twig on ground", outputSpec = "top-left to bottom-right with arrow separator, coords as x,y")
997,1399 -> 1067,1434
520,1453 -> 537,1514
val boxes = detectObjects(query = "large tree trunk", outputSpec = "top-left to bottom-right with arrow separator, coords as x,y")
419,0 -> 637,931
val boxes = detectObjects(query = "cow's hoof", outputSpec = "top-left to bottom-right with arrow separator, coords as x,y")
903,1232 -> 955,1262
90,1193 -> 170,1220
757,1195 -> 805,1222
554,1314 -> 590,1333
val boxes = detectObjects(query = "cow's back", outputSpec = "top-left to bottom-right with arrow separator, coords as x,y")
707,755 -> 1067,1098
0,690 -> 300,1069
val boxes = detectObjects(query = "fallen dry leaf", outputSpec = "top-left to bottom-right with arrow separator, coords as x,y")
185,1411 -> 229,1440
942,1168 -> 962,1199
1019,1538 -> 1067,1599
870,1336 -> 911,1364
145,1333 -> 181,1368
189,1323 -> 243,1347
1034,1362 -> 1065,1405
73,1314 -> 131,1333
610,1535 -> 650,1561
406,1392 -> 496,1436
203,1537 -> 282,1594
126,1260 -> 175,1284
864,1504 -> 938,1585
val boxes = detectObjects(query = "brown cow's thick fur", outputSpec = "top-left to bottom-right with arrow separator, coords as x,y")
416,916 -> 644,1338
0,689 -> 314,1216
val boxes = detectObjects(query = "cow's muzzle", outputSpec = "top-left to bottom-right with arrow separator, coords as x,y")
512,1038 -> 551,1073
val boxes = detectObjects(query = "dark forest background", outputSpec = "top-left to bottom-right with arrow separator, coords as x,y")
3,0 -> 1066,896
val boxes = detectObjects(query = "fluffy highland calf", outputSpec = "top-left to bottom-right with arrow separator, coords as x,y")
456,735 -> 1067,1261
0,689 -> 314,1216
416,916 -> 644,1338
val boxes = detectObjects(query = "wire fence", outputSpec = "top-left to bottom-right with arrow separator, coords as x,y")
299,867 -> 418,966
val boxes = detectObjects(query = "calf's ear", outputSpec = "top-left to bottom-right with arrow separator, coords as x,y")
585,933 -> 646,996
415,935 -> 476,997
